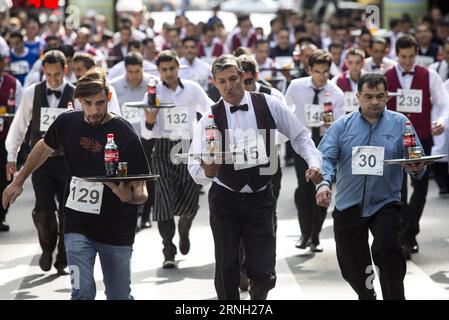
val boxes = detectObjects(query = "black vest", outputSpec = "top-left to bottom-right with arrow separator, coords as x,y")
31,81 -> 75,149
258,84 -> 272,95
211,92 -> 276,192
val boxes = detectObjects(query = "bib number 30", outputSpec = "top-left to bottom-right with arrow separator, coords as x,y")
352,146 -> 384,176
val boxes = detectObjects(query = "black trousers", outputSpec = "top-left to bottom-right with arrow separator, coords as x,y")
0,139 -> 8,222
432,161 -> 449,191
140,138 -> 155,222
333,203 -> 406,300
31,156 -> 67,268
399,137 -> 432,246
209,182 -> 277,300
293,153 -> 327,243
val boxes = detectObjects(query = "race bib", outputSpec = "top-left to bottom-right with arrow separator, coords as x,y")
163,107 -> 189,131
65,177 -> 104,214
352,146 -> 384,176
396,89 -> 422,113
344,92 -> 359,113
10,60 -> 30,74
304,104 -> 323,127
230,135 -> 269,171
122,105 -> 143,124
40,108 -> 66,132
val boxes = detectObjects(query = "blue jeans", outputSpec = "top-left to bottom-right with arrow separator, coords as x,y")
64,233 -> 133,300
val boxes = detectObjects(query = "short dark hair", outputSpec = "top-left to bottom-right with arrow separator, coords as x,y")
346,47 -> 365,60
9,30 -> 23,41
156,50 -> 179,66
182,36 -> 198,45
143,37 -> 154,46
124,52 -> 143,67
370,37 -> 387,48
127,40 -> 142,51
58,45 -> 75,59
75,68 -> 109,99
309,50 -> 332,68
396,34 -> 419,54
73,53 -> 95,70
329,42 -> 344,51
357,73 -> 387,93
233,46 -> 251,57
237,54 -> 257,76
42,50 -> 66,69
255,38 -> 269,48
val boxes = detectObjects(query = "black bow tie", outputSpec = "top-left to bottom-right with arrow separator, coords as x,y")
230,104 -> 248,113
372,65 -> 381,70
402,71 -> 414,77
47,88 -> 62,99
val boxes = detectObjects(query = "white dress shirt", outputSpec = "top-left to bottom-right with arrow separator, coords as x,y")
108,60 -> 159,81
391,64 -> 449,128
6,79 -> 68,162
363,56 -> 397,74
178,57 -> 212,92
285,76 -> 345,136
429,60 -> 449,82
188,91 -> 322,192
140,79 -> 214,140
432,79 -> 449,161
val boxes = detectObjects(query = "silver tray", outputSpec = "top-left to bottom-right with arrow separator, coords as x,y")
81,174 -> 160,182
384,154 -> 447,164
123,102 -> 175,109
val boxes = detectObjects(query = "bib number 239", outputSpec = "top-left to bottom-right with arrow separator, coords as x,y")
66,177 -> 104,214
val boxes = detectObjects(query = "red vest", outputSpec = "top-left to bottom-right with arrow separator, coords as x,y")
0,73 -> 17,140
231,32 -> 257,51
336,72 -> 353,92
198,41 -> 224,58
385,65 -> 432,140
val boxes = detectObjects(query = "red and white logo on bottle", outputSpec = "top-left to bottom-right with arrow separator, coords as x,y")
148,86 -> 156,95
104,150 -> 119,162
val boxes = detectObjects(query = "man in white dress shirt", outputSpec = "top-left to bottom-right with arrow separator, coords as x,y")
179,37 -> 212,93
285,50 -> 345,252
363,37 -> 397,74
429,39 -> 449,82
5,50 -> 73,274
142,50 -> 214,269
188,55 -> 322,300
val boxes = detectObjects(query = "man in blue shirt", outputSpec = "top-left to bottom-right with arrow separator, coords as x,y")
316,73 -> 428,300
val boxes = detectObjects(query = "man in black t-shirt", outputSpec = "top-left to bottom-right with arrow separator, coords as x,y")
2,69 -> 149,300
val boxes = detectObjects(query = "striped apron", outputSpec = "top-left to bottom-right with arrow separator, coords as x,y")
151,138 -> 200,221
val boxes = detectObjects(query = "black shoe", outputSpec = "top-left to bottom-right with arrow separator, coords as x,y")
56,267 -> 69,276
162,243 -> 177,269
140,219 -> 152,229
39,251 -> 53,272
0,221 -> 9,232
178,215 -> 193,255
295,236 -> 311,249
439,188 -> 449,197
410,239 -> 419,254
239,272 -> 249,291
310,243 -> 323,253
401,245 -> 411,260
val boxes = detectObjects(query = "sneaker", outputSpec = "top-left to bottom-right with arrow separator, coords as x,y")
178,215 -> 193,255
39,251 -> 53,272
0,221 -> 9,232
140,219 -> 152,229
310,243 -> 323,253
56,267 -> 69,276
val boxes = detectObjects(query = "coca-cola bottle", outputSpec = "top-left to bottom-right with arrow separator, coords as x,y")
7,88 -> 15,114
147,77 -> 158,106
403,121 -> 421,159
322,92 -> 334,124
104,133 -> 119,177
204,114 -> 220,164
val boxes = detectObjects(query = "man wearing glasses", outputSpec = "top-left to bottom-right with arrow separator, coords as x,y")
285,50 -> 345,252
